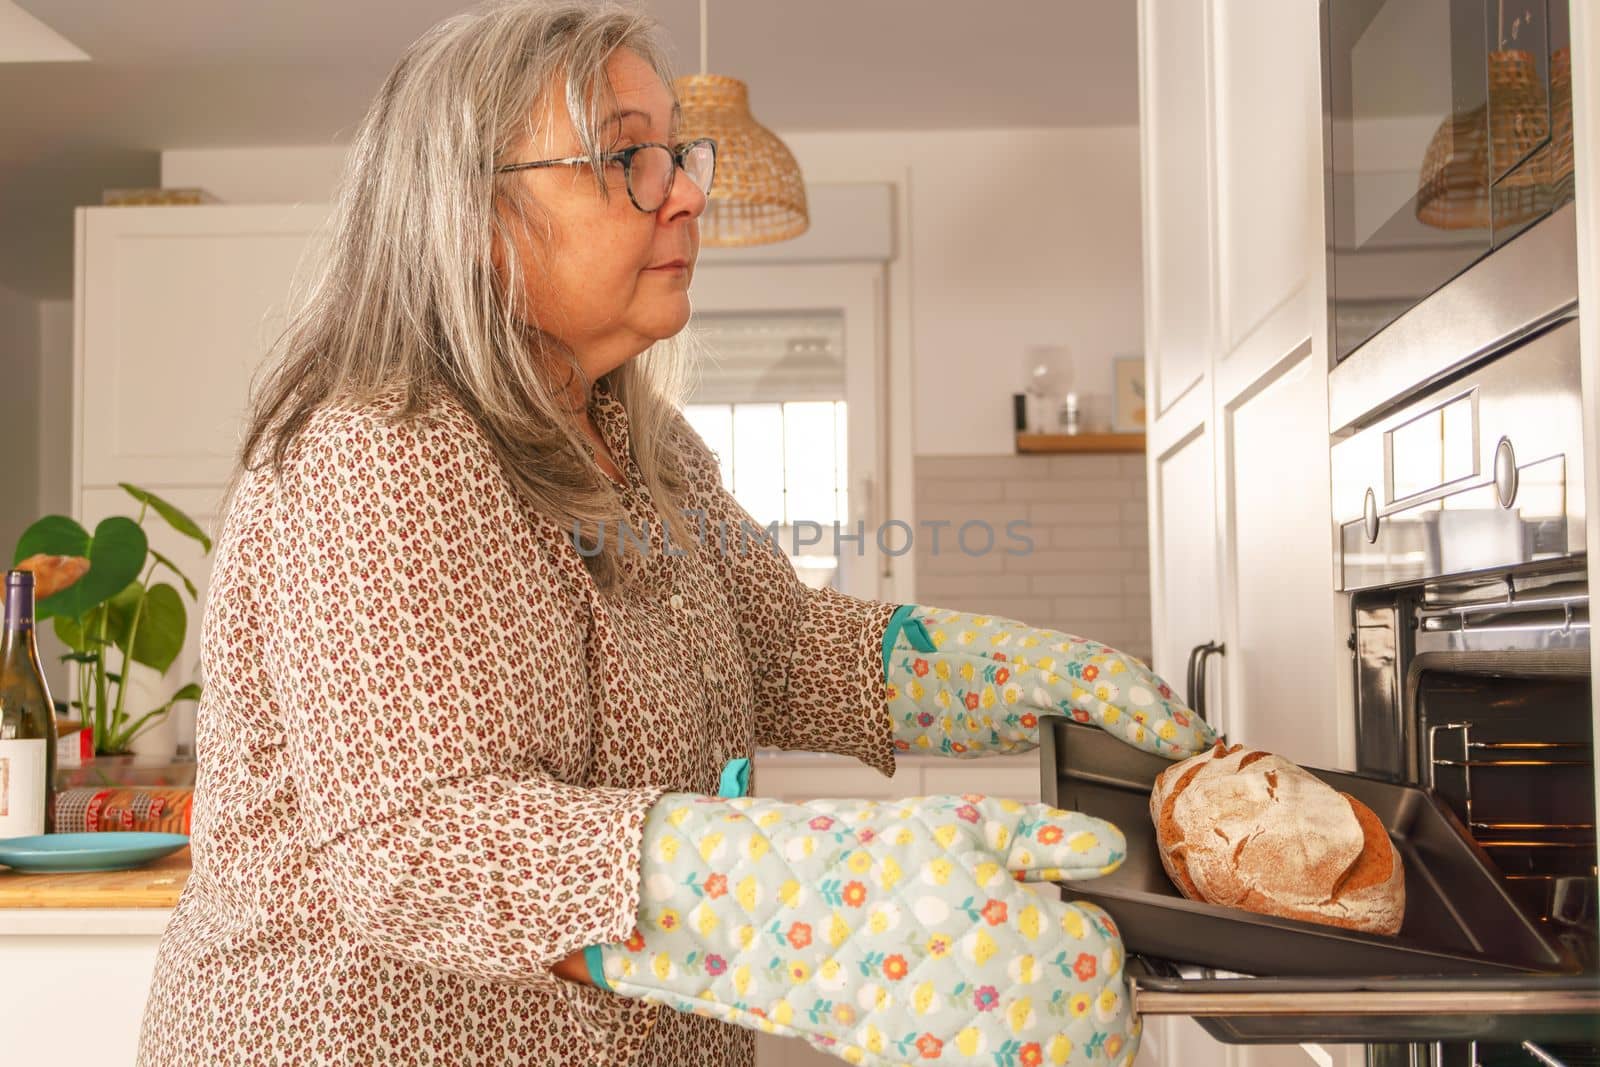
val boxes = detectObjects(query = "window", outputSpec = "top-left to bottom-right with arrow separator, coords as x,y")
685,312 -> 849,590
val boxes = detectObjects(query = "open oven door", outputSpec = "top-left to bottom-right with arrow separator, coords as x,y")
1039,721 -> 1600,1047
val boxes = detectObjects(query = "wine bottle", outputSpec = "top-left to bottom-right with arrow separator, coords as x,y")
0,570 -> 58,838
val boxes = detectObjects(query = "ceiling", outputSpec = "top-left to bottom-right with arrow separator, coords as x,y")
0,0 -> 1137,302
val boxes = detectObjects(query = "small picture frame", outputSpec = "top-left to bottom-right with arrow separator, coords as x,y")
1112,355 -> 1147,433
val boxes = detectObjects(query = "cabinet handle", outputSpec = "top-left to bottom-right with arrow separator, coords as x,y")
1184,641 -> 1225,718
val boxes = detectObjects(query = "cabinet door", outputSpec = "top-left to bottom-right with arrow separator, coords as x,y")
1207,0 -> 1349,774
1220,348 -> 1344,767
1140,0 -> 1215,419
1211,0 -> 1319,367
1149,416 -> 1225,731
76,204 -> 330,490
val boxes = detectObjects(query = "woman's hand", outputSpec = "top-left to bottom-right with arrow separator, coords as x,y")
551,949 -> 595,986
588,791 -> 1139,1066
884,604 -> 1219,761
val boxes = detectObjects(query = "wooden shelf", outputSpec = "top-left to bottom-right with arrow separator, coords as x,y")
1016,432 -> 1146,454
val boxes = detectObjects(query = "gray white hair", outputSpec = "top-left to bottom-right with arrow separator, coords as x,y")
239,0 -> 701,594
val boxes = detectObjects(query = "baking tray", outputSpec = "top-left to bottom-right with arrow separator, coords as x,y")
1039,719 -> 1578,978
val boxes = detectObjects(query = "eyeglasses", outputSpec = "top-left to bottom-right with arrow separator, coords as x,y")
496,138 -> 717,213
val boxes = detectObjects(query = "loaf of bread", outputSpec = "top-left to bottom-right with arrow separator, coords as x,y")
1149,742 -> 1405,936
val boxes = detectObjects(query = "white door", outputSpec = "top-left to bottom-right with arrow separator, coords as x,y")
1137,2 -> 1353,1066
74,203 -> 332,754
75,204 -> 332,493
687,261 -> 888,600
1207,0 -> 1347,774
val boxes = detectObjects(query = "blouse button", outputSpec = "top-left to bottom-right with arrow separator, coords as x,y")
669,593 -> 685,610
701,660 -> 716,682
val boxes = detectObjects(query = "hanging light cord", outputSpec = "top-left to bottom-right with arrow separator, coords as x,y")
699,0 -> 709,75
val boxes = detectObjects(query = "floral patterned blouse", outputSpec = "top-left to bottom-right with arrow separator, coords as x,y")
137,379 -> 901,1066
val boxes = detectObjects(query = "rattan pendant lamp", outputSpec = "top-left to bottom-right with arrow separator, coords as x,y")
1415,2 -> 1572,231
673,0 -> 809,245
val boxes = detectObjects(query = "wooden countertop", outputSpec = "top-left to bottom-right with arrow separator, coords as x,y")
0,847 -> 189,909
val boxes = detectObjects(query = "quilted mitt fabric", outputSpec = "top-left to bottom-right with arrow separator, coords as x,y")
883,605 -> 1218,761
596,792 -> 1139,1067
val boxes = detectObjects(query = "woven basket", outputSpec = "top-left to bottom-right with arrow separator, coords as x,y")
674,73 -> 809,246
1416,49 -> 1551,230
1549,47 -> 1574,202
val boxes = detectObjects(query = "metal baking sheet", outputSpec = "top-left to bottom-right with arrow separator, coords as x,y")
1039,719 -> 1577,978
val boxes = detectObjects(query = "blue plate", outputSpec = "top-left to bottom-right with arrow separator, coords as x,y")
0,832 -> 190,873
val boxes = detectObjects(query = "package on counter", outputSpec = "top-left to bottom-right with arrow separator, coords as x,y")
53,787 -> 193,834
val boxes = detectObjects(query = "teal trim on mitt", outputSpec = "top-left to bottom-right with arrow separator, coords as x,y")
715,757 -> 751,799
880,603 -> 937,680
583,944 -> 611,991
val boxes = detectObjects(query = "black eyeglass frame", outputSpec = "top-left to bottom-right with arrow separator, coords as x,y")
495,138 -> 718,213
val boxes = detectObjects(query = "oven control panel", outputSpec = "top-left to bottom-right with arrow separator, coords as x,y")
1331,317 -> 1586,592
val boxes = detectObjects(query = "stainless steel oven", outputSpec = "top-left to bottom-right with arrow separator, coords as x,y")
1325,0 -> 1573,365
1033,42 -> 1597,1055
1332,318 -> 1595,1063
1322,71 -> 1595,1062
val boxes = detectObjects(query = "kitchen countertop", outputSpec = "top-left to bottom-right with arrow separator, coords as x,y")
0,846 -> 189,910
0,752 -> 1036,922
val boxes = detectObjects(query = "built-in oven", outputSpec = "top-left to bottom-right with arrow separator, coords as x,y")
1034,50 -> 1597,1055
1325,0 -> 1573,365
1332,309 -> 1596,1065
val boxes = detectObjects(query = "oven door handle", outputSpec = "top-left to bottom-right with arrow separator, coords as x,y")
1184,640 -> 1225,718
1132,981 -> 1600,1019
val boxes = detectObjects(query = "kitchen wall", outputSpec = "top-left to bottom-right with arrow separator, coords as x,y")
163,124 -> 1146,458
914,453 -> 1152,664
2,289 -> 75,695
0,281 -> 43,569
36,301 -> 73,695
162,127 -> 1153,627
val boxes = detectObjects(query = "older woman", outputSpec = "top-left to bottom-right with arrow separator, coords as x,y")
136,3 -> 1216,1065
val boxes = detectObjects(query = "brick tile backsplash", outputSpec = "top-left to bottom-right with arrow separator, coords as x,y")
912,453 -> 1152,664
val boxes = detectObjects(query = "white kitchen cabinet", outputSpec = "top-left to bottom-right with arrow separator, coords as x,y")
0,911 -> 168,1062
1137,2 -> 1352,1066
73,204 -> 328,752
74,204 -> 331,491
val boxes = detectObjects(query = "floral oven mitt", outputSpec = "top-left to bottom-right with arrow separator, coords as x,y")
883,604 -> 1218,761
589,791 -> 1139,1067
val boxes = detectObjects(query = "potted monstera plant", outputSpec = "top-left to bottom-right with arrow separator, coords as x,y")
11,483 -> 210,756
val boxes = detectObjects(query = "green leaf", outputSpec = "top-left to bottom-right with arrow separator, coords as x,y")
125,583 -> 186,674
31,517 -> 147,621
54,613 -> 89,653
148,548 -> 199,600
168,683 -> 202,704
102,581 -> 143,655
120,484 -> 212,553
14,514 -> 90,562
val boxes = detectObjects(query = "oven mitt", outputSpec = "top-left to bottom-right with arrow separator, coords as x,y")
883,603 -> 1217,761
586,791 -> 1139,1067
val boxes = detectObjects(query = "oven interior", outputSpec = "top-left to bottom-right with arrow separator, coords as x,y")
1354,565 -> 1597,1065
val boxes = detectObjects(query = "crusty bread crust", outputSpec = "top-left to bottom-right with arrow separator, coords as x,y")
1149,742 -> 1405,936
